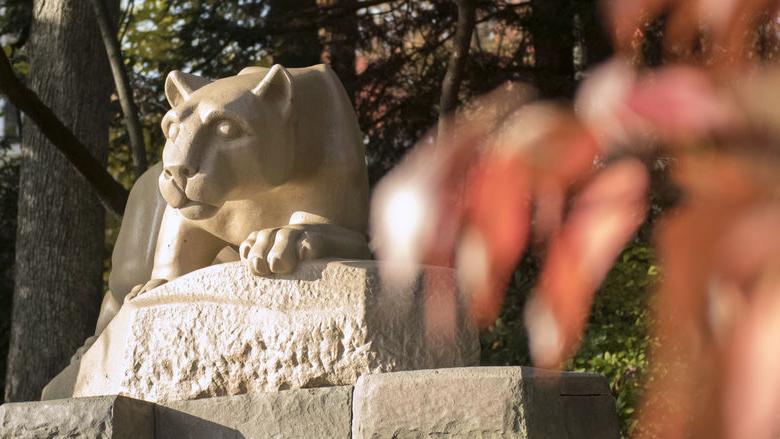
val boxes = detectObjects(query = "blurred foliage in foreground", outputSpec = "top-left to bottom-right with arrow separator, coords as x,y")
370,0 -> 780,436
481,242 -> 656,437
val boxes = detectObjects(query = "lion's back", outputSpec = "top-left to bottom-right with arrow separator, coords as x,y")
108,162 -> 166,300
240,64 -> 365,169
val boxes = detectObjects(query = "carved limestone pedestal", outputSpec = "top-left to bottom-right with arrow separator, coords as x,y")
1,368 -> 620,438
71,260 -> 479,403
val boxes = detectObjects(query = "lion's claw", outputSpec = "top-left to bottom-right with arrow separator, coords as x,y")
125,278 -> 168,303
239,226 -> 319,276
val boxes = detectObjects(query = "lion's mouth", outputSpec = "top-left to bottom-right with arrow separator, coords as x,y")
178,194 -> 218,209
178,199 -> 219,219
160,179 -> 218,215
182,199 -> 203,208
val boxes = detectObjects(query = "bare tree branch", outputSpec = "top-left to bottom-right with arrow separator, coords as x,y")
438,0 -> 477,137
90,0 -> 147,176
0,49 -> 128,217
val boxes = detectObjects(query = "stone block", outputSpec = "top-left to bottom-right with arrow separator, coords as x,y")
0,395 -> 154,438
351,366 -> 620,439
156,385 -> 352,439
73,260 -> 479,403
6,368 -> 619,438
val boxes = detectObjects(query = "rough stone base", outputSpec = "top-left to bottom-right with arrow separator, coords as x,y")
2,367 -> 620,438
157,386 -> 352,438
73,260 -> 479,403
352,367 -> 620,439
0,395 -> 155,438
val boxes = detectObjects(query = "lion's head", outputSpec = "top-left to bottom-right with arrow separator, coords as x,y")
158,65 -> 296,220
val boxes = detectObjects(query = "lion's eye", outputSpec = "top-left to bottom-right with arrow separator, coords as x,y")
166,122 -> 179,140
216,120 -> 238,138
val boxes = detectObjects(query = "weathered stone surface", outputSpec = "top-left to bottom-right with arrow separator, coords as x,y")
0,395 -> 154,438
8,368 -> 619,438
351,366 -> 620,439
156,385 -> 352,439
74,260 -> 479,402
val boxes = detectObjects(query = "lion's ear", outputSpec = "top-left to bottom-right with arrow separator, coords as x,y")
165,70 -> 210,107
252,64 -> 293,119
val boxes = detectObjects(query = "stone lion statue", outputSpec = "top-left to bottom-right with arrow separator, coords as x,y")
113,63 -> 370,302
42,64 -> 371,399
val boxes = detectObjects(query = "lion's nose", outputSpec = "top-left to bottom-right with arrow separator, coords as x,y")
163,164 -> 196,189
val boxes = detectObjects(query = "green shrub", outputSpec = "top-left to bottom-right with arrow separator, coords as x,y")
568,242 -> 657,437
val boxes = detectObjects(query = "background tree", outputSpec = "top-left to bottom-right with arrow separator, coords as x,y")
529,0 -> 576,98
90,0 -> 147,177
0,135 -> 19,397
268,0 -> 322,67
577,0 -> 612,67
0,0 -> 29,399
438,0 -> 477,136
4,0 -> 118,402
320,0 -> 359,100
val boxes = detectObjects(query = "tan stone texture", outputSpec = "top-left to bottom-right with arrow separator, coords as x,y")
73,260 -> 479,403
156,386 -> 352,438
351,367 -> 620,439
10,368 -> 620,438
0,396 -> 154,439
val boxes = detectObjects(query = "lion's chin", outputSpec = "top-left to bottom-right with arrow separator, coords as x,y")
177,200 -> 220,220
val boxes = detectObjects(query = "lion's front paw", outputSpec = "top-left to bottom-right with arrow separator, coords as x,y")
239,226 -> 322,276
125,278 -> 168,303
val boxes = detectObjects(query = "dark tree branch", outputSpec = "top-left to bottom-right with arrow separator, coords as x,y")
258,0 -> 409,39
321,0 -> 359,101
530,0 -> 576,98
299,0 -> 401,18
438,0 -> 477,137
0,49 -> 128,217
90,0 -> 147,176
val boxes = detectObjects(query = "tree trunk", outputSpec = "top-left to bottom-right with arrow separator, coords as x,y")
89,0 -> 147,177
438,0 -> 477,137
5,0 -> 117,402
320,0 -> 359,101
0,49 -> 128,217
530,0 -> 576,99
578,0 -> 613,68
268,0 -> 323,67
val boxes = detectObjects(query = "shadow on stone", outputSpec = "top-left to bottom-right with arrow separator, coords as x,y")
155,405 -> 244,439
156,387 -> 352,438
